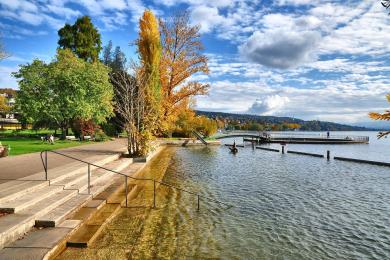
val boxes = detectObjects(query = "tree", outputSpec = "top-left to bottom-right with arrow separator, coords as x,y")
0,34 -> 10,62
369,94 -> 390,138
0,96 -> 10,112
14,49 -> 114,138
110,69 -> 148,155
112,46 -> 127,72
159,12 -> 209,134
382,0 -> 390,13
102,40 -> 113,66
58,16 -> 102,62
137,10 -> 162,137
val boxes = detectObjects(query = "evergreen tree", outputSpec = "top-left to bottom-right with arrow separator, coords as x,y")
102,40 -> 113,66
58,16 -> 102,62
112,46 -> 127,72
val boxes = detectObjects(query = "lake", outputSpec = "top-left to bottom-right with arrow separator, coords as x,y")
58,131 -> 390,259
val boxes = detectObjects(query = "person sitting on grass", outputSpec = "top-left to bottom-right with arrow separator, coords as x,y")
49,134 -> 55,145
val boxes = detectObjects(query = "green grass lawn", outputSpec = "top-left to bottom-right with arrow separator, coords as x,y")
0,137 -> 87,156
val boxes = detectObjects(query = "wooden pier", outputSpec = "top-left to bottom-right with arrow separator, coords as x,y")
216,132 -> 370,145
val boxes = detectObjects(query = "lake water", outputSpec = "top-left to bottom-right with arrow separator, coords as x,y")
58,131 -> 390,259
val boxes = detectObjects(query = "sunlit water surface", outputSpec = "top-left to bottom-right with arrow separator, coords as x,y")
58,131 -> 390,259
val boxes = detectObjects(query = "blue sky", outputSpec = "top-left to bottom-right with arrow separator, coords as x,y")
0,0 -> 389,126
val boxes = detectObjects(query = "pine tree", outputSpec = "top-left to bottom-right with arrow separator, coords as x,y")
58,16 -> 102,62
102,40 -> 113,66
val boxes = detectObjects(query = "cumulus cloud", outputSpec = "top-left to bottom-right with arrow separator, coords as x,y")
248,95 -> 290,115
239,30 -> 321,69
189,5 -> 232,33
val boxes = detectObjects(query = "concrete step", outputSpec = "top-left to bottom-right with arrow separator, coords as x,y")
0,185 -> 65,213
34,158 -> 133,228
0,189 -> 78,249
35,194 -> 91,228
66,203 -> 121,248
0,220 -> 80,260
0,181 -> 49,204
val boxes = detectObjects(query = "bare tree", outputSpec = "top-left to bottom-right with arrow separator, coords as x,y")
382,0 -> 390,13
110,67 -> 149,156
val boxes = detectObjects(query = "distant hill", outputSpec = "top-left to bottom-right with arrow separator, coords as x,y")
195,110 -> 376,131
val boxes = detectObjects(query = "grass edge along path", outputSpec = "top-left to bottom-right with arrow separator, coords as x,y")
0,137 -> 89,156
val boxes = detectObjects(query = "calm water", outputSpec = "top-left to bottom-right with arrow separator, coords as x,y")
59,131 -> 390,259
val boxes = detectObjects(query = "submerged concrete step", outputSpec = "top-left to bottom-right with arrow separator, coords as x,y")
35,194 -> 91,228
66,203 -> 121,248
0,185 -> 65,213
0,181 -> 49,204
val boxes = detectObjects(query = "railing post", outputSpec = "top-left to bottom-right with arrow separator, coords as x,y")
197,195 -> 200,211
125,176 -> 128,208
45,151 -> 48,181
153,180 -> 156,208
87,163 -> 91,195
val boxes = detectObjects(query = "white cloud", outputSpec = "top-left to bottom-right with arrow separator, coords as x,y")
239,30 -> 321,69
190,5 -> 232,33
248,95 -> 290,115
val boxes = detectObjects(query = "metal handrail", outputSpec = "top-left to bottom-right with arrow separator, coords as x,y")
40,150 -> 232,210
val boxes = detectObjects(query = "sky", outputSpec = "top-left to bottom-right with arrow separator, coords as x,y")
0,0 -> 389,127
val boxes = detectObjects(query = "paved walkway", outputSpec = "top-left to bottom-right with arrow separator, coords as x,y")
0,139 -> 127,184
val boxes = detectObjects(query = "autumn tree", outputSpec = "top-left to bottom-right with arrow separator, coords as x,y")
58,16 -> 102,62
0,96 -> 10,112
137,10 -> 162,137
369,94 -> 390,138
159,12 -> 209,135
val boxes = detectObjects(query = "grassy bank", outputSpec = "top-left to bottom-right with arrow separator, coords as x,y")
0,137 -> 86,156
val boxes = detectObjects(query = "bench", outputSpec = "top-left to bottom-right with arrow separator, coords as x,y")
65,136 -> 78,141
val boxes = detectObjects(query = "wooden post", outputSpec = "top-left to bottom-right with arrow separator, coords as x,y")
327,150 -> 330,160
282,146 -> 285,154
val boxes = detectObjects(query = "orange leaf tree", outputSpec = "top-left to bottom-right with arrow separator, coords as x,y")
369,93 -> 390,138
159,12 -> 209,135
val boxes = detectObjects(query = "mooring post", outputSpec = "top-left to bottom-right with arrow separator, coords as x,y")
153,180 -> 156,208
87,163 -> 91,195
282,146 -> 285,154
327,150 -> 330,161
125,176 -> 128,207
197,195 -> 200,211
45,151 -> 48,181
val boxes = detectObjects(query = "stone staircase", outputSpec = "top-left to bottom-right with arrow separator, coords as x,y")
0,153 -> 132,251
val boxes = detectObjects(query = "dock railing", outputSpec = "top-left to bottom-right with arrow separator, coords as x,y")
221,130 -> 369,142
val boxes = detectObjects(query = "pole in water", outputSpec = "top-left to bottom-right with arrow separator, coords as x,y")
197,195 -> 200,211
153,180 -> 156,208
327,150 -> 330,160
125,176 -> 128,207
282,145 -> 285,154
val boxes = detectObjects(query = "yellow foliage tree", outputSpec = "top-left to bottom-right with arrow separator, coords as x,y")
159,12 -> 209,135
369,93 -> 390,138
137,10 -> 162,148
0,96 -> 10,112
